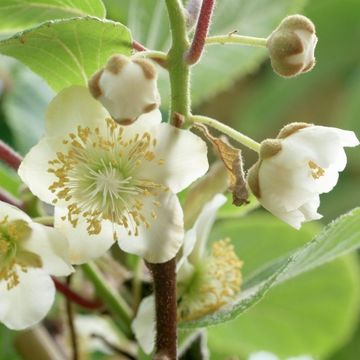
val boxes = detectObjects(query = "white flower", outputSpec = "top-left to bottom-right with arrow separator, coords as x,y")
74,315 -> 123,355
247,123 -> 359,229
18,86 -> 208,264
88,54 -> 160,125
132,194 -> 243,354
267,15 -> 317,77
249,352 -> 314,360
0,201 -> 73,330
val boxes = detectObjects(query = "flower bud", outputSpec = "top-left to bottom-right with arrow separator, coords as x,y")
267,15 -> 317,78
88,55 -> 160,125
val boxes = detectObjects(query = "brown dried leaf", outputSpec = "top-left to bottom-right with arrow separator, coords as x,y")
196,124 -> 249,206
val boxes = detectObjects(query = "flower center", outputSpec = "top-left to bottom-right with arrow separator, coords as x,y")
48,118 -> 167,239
178,239 -> 243,322
0,217 -> 42,290
308,160 -> 325,179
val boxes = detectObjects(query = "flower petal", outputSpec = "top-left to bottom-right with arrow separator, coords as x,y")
45,86 -> 109,137
136,123 -> 209,193
132,295 -> 155,355
0,201 -> 31,222
0,268 -> 55,330
117,191 -> 184,263
188,194 -> 227,264
24,223 -> 73,276
54,208 -> 115,265
120,109 -> 162,141
18,136 -> 68,206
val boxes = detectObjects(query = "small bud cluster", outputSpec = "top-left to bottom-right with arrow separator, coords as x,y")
88,54 -> 160,125
267,15 -> 318,77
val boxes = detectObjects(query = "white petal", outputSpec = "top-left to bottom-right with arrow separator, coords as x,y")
117,191 -> 184,263
259,158 -> 315,213
0,268 -> 55,330
285,126 -> 356,169
54,208 -> 115,265
136,123 -> 209,193
188,194 -> 227,263
120,109 -> 162,140
18,136 -> 68,206
248,352 -> 279,360
176,229 -> 197,274
45,86 -> 109,137
75,315 -> 120,354
132,295 -> 155,355
299,196 -> 322,221
24,223 -> 73,276
0,201 -> 31,222
314,166 -> 339,193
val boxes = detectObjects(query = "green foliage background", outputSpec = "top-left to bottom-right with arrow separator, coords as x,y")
0,0 -> 359,359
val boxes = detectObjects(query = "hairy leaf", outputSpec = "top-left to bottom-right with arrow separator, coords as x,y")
0,17 -> 132,92
180,207 -> 360,327
0,0 -> 106,34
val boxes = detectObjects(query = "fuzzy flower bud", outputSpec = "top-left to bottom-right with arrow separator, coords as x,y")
247,123 -> 359,229
88,54 -> 160,125
267,15 -> 318,77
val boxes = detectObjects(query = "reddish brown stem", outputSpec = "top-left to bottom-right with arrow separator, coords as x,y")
184,0 -> 215,65
0,188 -> 22,208
53,277 -> 103,310
0,140 -> 22,171
133,40 -> 148,52
147,258 -> 177,360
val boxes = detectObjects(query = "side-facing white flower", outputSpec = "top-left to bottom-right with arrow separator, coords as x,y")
19,86 -> 208,264
0,201 -> 73,330
132,194 -> 243,354
247,123 -> 359,229
267,15 -> 317,77
88,54 -> 160,125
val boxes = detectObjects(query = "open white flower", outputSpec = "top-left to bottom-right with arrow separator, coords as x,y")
267,15 -> 317,77
132,194 -> 243,354
88,54 -> 160,125
247,123 -> 359,229
19,86 -> 208,264
0,201 -> 73,330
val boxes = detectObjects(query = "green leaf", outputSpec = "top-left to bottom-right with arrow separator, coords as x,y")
0,17 -> 132,92
208,256 -> 360,359
180,208 -> 360,328
120,0 -> 307,106
2,60 -> 53,154
0,0 -> 106,34
0,164 -> 21,196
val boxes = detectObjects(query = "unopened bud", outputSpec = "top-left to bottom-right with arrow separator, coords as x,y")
88,54 -> 160,125
267,15 -> 317,78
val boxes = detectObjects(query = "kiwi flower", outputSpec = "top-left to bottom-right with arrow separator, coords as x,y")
19,86 -> 208,264
0,201 -> 72,330
247,123 -> 359,229
132,194 -> 243,354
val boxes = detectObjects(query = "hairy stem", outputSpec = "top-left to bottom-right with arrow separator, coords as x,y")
165,0 -> 191,125
185,0 -> 216,65
190,115 -> 261,152
82,262 -> 133,338
147,258 -> 177,360
0,140 -> 22,170
206,34 -> 267,47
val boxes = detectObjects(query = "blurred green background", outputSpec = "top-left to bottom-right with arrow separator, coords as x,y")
0,0 -> 359,359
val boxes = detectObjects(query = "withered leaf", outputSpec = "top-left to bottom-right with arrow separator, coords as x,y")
196,124 -> 249,206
